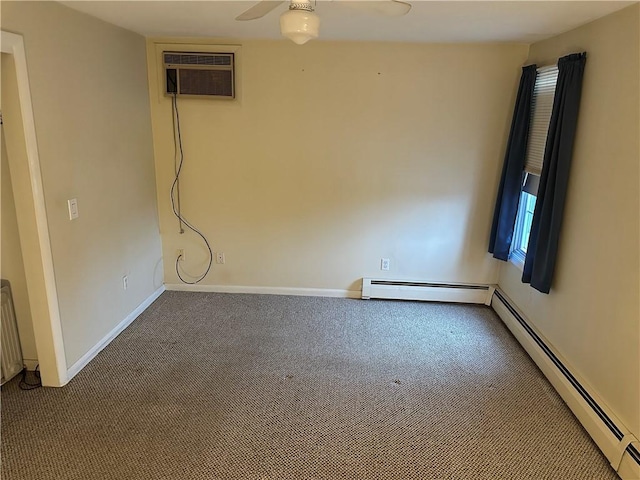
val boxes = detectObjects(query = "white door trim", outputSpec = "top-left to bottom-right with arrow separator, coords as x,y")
2,30 -> 67,386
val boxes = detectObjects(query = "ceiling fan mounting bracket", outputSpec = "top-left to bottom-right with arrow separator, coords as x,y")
289,2 -> 314,12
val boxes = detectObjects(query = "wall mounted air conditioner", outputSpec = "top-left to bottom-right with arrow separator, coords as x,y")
163,51 -> 235,99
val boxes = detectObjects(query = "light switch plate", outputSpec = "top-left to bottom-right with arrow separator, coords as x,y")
68,198 -> 79,220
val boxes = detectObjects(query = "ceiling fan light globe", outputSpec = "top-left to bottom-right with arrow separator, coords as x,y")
280,9 -> 320,45
287,34 -> 314,45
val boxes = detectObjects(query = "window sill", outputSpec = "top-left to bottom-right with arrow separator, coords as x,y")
509,251 -> 526,271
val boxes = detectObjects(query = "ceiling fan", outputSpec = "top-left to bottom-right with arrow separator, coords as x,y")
236,0 -> 412,45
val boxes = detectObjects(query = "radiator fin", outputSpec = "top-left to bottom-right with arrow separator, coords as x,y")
1,281 -> 24,385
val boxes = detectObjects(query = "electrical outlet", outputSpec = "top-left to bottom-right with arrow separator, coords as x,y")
177,249 -> 185,261
381,258 -> 390,271
122,275 -> 128,290
216,252 -> 225,264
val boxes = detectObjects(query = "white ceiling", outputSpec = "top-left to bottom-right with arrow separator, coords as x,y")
60,1 -> 636,44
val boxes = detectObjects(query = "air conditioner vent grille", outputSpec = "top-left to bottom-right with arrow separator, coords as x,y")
179,69 -> 233,97
163,51 -> 235,98
164,53 -> 232,66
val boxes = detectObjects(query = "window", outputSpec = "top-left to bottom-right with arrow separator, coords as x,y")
510,66 -> 558,265
511,184 -> 537,264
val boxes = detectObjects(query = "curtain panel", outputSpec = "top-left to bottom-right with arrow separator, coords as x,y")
523,52 -> 587,293
489,65 -> 538,260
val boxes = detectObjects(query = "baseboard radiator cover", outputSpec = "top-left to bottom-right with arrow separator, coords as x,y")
362,278 -> 494,305
1,281 -> 24,385
492,288 -> 640,480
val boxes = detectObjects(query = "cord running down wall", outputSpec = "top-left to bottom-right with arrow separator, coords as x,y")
170,94 -> 213,284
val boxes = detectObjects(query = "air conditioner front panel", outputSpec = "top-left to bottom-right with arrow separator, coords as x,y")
163,51 -> 235,99
178,69 -> 233,97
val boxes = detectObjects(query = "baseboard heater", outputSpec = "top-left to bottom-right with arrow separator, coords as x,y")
492,289 -> 640,479
361,278 -> 494,305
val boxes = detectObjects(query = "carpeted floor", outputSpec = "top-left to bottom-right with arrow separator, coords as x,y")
1,292 -> 617,479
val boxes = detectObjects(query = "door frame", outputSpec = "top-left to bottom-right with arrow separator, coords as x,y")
2,30 -> 67,386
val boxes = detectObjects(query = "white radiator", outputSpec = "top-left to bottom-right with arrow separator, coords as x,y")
1,280 -> 24,385
362,278 -> 494,305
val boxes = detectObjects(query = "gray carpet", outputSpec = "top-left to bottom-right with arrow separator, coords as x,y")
1,292 -> 617,479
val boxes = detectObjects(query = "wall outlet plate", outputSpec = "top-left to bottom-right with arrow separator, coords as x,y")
216,252 -> 225,264
381,258 -> 390,271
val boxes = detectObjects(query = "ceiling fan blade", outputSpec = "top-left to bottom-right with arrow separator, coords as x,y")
375,0 -> 411,17
340,0 -> 411,17
235,1 -> 286,21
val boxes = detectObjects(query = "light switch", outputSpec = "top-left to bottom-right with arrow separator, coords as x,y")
68,198 -> 79,220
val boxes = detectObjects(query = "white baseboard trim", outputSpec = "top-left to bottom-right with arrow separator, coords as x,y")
164,283 -> 361,299
65,286 -> 165,383
491,288 -> 640,480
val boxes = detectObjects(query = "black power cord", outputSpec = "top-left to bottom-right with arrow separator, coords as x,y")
170,94 -> 213,284
18,365 -> 42,391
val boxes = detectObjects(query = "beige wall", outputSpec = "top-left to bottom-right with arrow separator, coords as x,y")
1,1 -> 162,367
148,39 -> 528,292
499,4 -> 639,438
1,85 -> 37,362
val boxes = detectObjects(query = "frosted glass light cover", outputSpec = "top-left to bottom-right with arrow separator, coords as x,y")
280,9 -> 320,45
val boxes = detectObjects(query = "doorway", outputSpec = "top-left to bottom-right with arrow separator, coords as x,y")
1,31 -> 66,386
1,118 -> 38,372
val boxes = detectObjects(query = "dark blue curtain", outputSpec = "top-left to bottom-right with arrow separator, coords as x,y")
489,65 -> 537,260
523,53 -> 587,293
